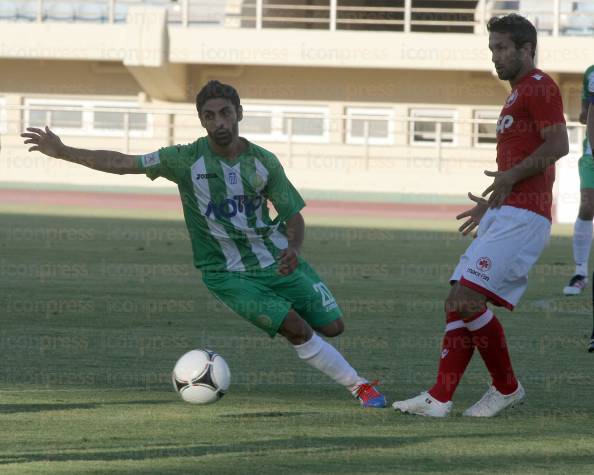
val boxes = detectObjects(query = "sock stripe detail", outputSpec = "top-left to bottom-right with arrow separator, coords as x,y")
465,309 -> 494,332
445,320 -> 466,333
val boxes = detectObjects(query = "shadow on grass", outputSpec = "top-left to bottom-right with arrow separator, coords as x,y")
0,399 -> 175,414
0,403 -> 98,414
0,432 -> 533,465
219,411 -> 318,419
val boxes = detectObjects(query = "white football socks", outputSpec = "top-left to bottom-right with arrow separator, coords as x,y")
573,218 -> 593,276
293,333 -> 366,392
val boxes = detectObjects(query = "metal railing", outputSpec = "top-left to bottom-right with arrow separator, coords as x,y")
0,0 -> 592,36
0,103 -> 586,170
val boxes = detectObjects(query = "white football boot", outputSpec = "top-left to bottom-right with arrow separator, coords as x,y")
392,392 -> 452,417
463,382 -> 525,417
563,275 -> 587,296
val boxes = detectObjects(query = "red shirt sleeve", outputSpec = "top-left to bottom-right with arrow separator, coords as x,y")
525,77 -> 565,131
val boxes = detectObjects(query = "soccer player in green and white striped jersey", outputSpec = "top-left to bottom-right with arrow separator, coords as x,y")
21,80 -> 386,407
563,64 -> 594,298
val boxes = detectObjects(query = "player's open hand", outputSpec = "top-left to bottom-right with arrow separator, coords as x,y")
481,169 -> 515,209
277,247 -> 299,276
20,126 -> 65,158
456,192 -> 488,236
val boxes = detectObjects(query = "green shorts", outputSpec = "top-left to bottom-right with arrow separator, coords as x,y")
578,154 -> 594,189
202,258 -> 343,337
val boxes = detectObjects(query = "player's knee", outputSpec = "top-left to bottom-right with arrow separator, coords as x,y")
445,297 -> 485,320
317,319 -> 344,338
278,311 -> 312,344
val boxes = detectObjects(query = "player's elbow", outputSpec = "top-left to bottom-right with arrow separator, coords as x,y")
548,134 -> 569,161
556,137 -> 569,159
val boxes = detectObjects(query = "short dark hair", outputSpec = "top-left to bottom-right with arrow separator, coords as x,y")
487,13 -> 537,59
196,80 -> 241,115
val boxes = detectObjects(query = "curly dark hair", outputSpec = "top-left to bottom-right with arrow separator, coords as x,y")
195,80 -> 241,115
487,13 -> 537,59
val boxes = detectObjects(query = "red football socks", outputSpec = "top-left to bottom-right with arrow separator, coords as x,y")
428,311 -> 475,403
466,310 -> 518,395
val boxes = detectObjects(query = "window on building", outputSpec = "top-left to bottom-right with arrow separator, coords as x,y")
410,109 -> 457,145
93,107 -> 148,132
28,105 -> 83,129
24,99 -> 151,137
474,110 -> 499,146
345,107 -> 394,145
241,105 -> 329,143
241,111 -> 273,136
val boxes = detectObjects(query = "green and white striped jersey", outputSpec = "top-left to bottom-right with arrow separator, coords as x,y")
583,64 -> 594,156
138,137 -> 305,272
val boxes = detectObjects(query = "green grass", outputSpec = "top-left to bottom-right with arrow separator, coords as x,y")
1,210 -> 593,474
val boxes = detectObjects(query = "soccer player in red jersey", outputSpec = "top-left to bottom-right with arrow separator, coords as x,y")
393,14 -> 569,417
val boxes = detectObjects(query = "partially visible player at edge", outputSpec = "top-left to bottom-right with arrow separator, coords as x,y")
587,70 -> 594,352
393,14 -> 568,417
562,64 -> 594,297
20,80 -> 386,408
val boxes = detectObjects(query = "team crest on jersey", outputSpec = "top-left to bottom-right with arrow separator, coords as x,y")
476,257 -> 492,272
227,171 -> 238,185
504,89 -> 519,108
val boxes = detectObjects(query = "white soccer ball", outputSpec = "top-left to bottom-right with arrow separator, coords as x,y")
172,349 -> 231,404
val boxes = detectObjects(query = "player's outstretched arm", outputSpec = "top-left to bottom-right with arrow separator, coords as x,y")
21,126 -> 142,175
482,123 -> 569,208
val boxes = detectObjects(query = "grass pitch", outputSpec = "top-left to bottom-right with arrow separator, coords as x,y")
1,210 -> 593,474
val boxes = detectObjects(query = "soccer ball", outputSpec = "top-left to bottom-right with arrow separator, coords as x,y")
172,349 -> 231,404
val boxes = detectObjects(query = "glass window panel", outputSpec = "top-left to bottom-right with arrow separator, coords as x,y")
94,110 -> 124,130
351,118 -> 389,138
29,109 -> 47,127
242,114 -> 272,134
94,110 -> 147,131
129,112 -> 147,131
283,116 -> 324,136
412,113 -> 454,143
52,109 -> 82,128
413,121 -> 435,142
475,111 -> 498,144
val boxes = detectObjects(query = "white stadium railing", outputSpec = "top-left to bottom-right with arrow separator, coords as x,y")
0,103 -> 586,169
0,0 -> 591,36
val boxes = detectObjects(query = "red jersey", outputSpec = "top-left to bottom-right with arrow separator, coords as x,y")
496,68 -> 565,221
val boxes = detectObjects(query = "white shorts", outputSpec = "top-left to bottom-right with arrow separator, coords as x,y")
450,205 -> 551,310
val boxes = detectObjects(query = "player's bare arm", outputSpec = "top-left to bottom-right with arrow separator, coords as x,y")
456,192 -> 489,236
482,122 -> 569,208
20,126 -> 142,175
277,212 -> 304,276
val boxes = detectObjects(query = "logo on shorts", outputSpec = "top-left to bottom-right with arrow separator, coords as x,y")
255,314 -> 272,329
313,282 -> 338,311
476,257 -> 492,272
441,349 -> 449,359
